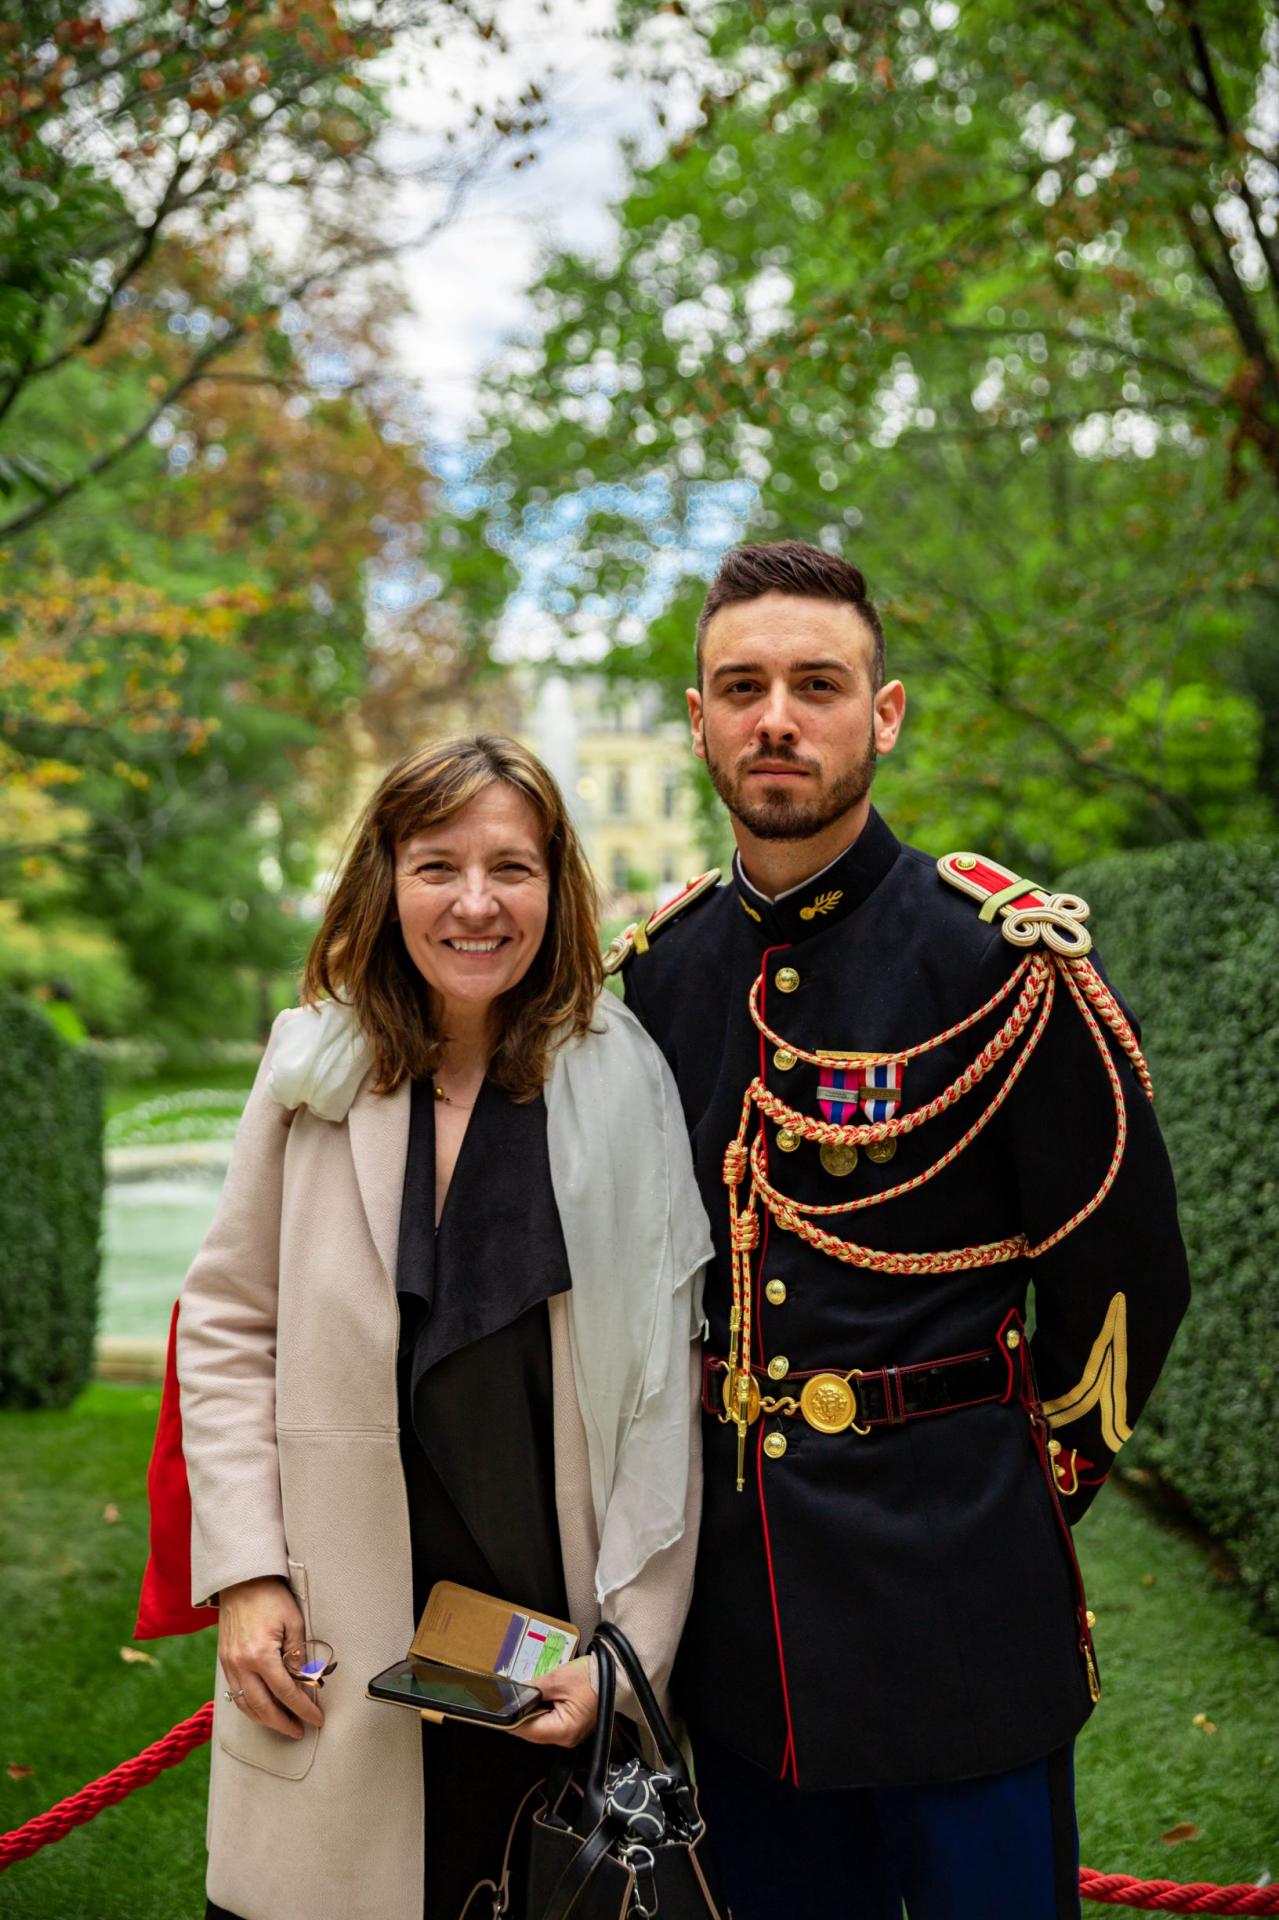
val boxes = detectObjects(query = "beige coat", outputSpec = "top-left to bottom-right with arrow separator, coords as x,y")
178,1015 -> 702,1920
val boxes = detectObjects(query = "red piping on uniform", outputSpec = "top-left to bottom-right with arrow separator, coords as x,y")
995,1306 -> 1020,1402
756,1417 -> 798,1784
755,943 -> 800,1785
1016,1329 -> 1100,1690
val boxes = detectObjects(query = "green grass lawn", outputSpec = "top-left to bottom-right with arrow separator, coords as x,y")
0,1388 -> 215,1920
1,1388 -> 1276,1918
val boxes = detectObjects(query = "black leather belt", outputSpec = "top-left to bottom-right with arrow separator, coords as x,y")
703,1348 -> 1008,1435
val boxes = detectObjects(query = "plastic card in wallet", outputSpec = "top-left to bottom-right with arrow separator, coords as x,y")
409,1580 -> 579,1682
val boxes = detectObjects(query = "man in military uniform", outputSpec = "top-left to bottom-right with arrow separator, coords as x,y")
611,541 -> 1189,1919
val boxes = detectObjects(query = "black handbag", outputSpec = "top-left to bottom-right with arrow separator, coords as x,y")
523,1621 -> 727,1920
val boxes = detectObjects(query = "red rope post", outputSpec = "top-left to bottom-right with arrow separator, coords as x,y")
0,1702 -> 214,1869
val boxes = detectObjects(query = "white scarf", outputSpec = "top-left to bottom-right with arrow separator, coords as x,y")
267,994 -> 712,1602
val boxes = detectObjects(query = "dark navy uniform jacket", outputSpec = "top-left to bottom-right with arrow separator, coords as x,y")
622,809 -> 1189,1791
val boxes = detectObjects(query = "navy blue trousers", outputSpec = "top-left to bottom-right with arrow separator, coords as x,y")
690,1729 -> 1081,1920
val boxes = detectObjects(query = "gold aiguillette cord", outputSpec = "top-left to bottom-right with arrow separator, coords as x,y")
723,1133 -> 757,1491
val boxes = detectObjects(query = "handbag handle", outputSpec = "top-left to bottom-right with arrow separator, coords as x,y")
590,1620 -> 692,1788
570,1622 -> 618,1831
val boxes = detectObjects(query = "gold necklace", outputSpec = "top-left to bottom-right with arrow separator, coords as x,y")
434,1083 -> 477,1110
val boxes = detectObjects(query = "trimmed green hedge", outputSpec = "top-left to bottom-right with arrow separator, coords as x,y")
1060,840 -> 1279,1623
0,989 -> 104,1408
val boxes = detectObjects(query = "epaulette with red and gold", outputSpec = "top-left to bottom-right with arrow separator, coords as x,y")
937,851 -> 1093,958
601,869 -> 721,976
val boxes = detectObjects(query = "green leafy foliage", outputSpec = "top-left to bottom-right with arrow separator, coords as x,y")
0,1 -> 544,1045
427,0 -> 1278,867
0,989 -> 104,1409
1062,841 -> 1279,1622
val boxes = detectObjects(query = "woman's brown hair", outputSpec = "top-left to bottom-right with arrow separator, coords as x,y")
303,734 -> 603,1099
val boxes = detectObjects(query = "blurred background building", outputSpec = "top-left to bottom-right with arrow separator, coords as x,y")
531,674 -> 706,917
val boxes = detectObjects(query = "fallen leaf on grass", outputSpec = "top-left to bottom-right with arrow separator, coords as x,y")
102,1502 -> 120,1523
1162,1824 -> 1199,1847
119,1647 -> 155,1665
6,1764 -> 33,1780
1191,1713 -> 1217,1734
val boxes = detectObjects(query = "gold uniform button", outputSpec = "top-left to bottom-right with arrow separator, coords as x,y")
765,1278 -> 787,1306
1005,1328 -> 1022,1349
763,1432 -> 788,1460
775,966 -> 800,993
954,853 -> 978,871
767,1355 -> 790,1381
773,1047 -> 798,1072
776,1127 -> 801,1153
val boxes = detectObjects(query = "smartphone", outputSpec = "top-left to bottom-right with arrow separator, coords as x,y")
367,1656 -> 547,1729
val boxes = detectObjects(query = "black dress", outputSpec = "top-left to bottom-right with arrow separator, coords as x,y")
396,1075 -> 573,1920
206,1076 -> 572,1920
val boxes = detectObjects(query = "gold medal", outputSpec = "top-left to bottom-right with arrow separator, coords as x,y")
865,1137 -> 897,1164
799,1373 -> 860,1434
721,1369 -> 761,1426
820,1140 -> 859,1177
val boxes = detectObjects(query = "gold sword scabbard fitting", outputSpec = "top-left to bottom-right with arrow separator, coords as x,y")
723,1368 -> 762,1425
730,1369 -> 760,1492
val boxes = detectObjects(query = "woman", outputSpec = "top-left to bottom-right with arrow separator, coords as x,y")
177,735 -> 712,1920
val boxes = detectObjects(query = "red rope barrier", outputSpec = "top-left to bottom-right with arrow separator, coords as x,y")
1080,1871 -> 1279,1913
0,1702 -> 213,1869
1,1704 -> 1275,1914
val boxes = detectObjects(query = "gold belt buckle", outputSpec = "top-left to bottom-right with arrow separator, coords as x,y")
799,1370 -> 870,1436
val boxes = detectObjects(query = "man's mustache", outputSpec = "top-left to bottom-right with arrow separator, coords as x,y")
738,748 -> 821,776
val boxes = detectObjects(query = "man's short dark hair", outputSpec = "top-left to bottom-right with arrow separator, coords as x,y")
695,540 -> 885,689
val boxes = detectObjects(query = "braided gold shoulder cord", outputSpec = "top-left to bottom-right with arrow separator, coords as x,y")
719,953 -> 1153,1439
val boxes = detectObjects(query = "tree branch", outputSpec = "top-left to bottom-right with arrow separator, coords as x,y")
27,154 -> 189,387
0,322 -> 248,540
937,323 -> 1220,399
904,617 -> 1207,838
1185,18 -> 1279,324
0,152 -> 476,542
1178,207 -> 1279,406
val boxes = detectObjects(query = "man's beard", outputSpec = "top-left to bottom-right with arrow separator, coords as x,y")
704,729 -> 878,842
